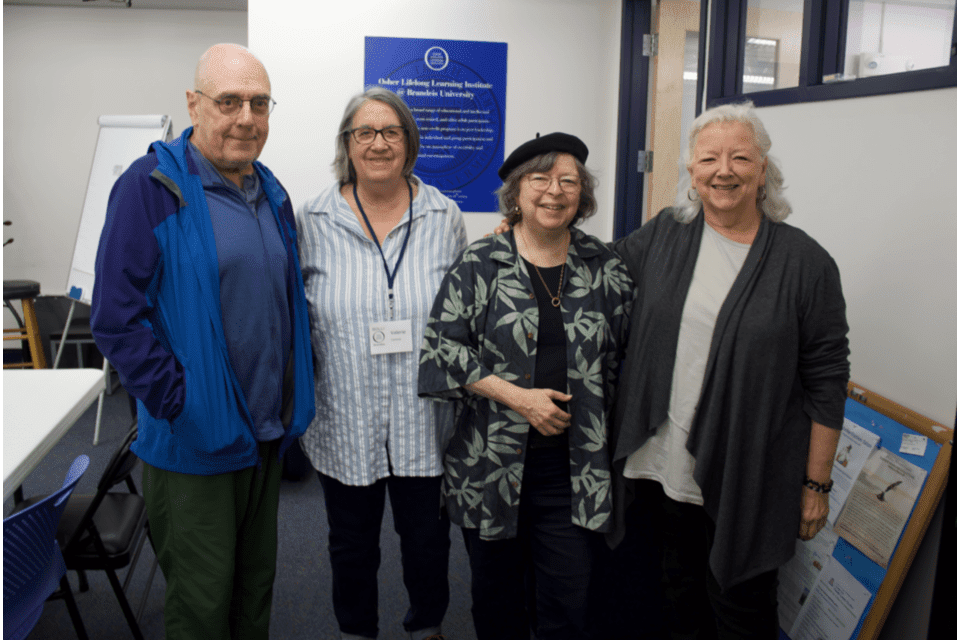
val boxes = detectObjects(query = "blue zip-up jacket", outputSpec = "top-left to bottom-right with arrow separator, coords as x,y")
91,128 -> 315,475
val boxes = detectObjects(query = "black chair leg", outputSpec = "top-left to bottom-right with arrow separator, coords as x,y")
123,531 -> 160,624
105,567 -> 145,640
77,569 -> 89,592
136,556 -> 160,623
59,575 -> 90,640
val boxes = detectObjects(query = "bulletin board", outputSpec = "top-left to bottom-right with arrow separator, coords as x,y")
777,382 -> 952,640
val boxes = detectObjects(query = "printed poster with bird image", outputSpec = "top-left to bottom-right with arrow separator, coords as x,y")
832,447 -> 926,568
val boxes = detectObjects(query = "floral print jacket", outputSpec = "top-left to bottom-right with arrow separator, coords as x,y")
418,228 -> 633,540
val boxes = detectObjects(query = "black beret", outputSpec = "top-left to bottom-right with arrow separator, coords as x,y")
498,132 -> 589,181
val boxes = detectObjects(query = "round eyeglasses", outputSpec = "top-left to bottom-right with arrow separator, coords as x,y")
344,126 -> 406,145
195,91 -> 276,116
526,174 -> 581,193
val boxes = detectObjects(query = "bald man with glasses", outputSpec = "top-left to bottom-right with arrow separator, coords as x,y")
91,43 -> 315,639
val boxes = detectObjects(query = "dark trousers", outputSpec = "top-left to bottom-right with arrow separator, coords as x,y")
461,446 -> 601,640
594,479 -> 667,638
142,439 -> 282,640
318,473 -> 451,639
648,481 -> 780,640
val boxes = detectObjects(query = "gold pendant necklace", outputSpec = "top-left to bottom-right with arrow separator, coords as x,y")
518,226 -> 566,307
535,262 -> 564,307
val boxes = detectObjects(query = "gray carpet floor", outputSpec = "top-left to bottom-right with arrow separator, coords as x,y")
5,388 -> 479,640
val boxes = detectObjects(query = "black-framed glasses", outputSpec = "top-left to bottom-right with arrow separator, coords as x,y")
343,125 -> 406,145
195,91 -> 276,116
526,174 -> 581,193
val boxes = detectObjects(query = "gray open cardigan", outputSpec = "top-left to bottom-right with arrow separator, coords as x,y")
610,208 -> 850,590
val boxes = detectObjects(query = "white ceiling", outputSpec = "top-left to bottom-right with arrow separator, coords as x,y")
4,0 -> 245,10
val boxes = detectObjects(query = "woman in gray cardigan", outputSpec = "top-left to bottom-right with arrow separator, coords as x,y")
610,101 -> 850,639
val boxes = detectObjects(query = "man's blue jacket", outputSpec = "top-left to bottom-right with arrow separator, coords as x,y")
91,128 -> 315,475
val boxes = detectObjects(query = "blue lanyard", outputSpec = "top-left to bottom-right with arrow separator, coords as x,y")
354,180 -> 414,319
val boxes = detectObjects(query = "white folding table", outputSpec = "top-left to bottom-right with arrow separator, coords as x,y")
3,368 -> 105,501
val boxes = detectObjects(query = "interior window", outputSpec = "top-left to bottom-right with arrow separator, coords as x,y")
743,0 -> 804,93
705,0 -> 956,108
844,0 -> 957,78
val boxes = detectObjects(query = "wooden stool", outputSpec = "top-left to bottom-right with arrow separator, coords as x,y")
4,280 -> 47,369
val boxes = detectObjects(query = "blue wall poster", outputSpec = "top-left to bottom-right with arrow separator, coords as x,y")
365,36 -> 507,212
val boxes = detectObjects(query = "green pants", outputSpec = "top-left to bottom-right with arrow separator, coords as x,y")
142,439 -> 282,640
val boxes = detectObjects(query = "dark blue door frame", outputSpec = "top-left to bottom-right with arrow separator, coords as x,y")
612,0 -> 652,240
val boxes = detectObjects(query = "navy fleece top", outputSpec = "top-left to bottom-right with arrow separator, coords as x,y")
189,142 -> 290,442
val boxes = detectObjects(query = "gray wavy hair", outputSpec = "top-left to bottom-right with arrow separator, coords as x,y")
674,101 -> 791,223
332,87 -> 420,185
496,152 -> 598,227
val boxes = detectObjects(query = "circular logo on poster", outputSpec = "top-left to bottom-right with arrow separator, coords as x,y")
380,56 -> 503,207
424,47 -> 449,71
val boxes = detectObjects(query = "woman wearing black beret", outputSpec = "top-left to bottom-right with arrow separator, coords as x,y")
419,133 -> 634,639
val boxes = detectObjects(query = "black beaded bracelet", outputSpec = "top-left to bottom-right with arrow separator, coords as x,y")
803,477 -> 834,493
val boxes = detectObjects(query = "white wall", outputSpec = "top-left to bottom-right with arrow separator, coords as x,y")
759,89 -> 957,427
247,0 -> 623,244
2,6 -> 246,300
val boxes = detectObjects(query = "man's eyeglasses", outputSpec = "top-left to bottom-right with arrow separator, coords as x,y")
343,125 -> 406,145
196,91 -> 276,116
526,174 -> 581,193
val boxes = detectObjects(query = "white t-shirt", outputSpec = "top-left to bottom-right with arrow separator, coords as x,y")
623,223 -> 750,504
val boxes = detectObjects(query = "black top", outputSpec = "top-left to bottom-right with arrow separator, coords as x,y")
523,257 -> 568,450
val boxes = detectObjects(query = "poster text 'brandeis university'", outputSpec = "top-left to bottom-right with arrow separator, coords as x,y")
365,36 -> 507,212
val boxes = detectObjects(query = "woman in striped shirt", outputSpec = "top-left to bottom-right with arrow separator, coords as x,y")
295,87 -> 467,640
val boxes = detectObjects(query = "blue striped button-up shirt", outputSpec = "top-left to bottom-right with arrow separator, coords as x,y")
295,179 -> 467,485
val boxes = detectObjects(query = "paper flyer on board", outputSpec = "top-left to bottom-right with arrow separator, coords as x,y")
833,448 -> 926,568
788,556 -> 871,640
777,528 -> 840,633
828,418 -> 881,526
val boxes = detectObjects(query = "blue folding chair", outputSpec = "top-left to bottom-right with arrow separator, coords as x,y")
3,455 -> 90,640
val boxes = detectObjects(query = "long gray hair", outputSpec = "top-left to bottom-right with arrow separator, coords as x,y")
674,101 -> 791,223
332,87 -> 420,185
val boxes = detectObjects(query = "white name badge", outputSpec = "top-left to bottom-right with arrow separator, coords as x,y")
369,320 -> 414,355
